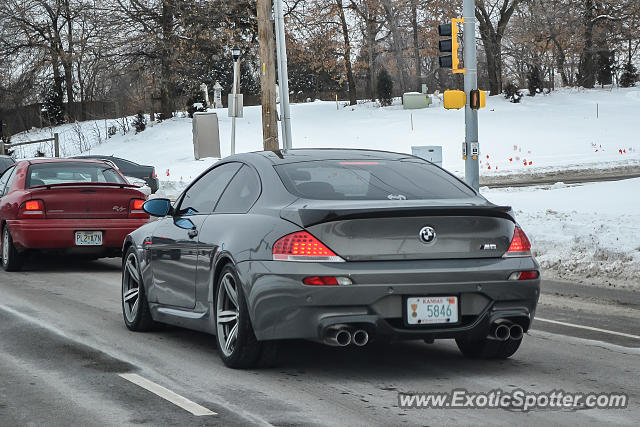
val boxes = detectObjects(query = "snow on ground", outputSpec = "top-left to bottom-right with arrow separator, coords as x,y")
11,86 -> 640,193
9,87 -> 640,288
482,179 -> 640,290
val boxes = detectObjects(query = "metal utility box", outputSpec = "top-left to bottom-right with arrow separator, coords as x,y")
403,92 -> 431,110
412,146 -> 443,167
192,112 -> 221,160
228,94 -> 243,118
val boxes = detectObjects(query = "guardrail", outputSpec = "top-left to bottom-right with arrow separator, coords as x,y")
0,133 -> 59,157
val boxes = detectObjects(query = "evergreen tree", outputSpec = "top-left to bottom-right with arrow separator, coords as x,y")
527,66 -> 543,96
620,62 -> 638,88
132,111 -> 147,133
377,68 -> 393,107
186,88 -> 208,118
42,87 -> 64,126
596,50 -> 615,86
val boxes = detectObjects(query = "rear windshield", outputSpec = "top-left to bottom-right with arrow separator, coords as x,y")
275,160 -> 475,200
26,162 -> 126,188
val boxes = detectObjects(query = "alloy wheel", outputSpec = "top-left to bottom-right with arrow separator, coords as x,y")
216,272 -> 240,357
123,252 -> 141,323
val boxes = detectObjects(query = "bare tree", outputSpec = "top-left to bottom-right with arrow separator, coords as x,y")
475,0 -> 521,95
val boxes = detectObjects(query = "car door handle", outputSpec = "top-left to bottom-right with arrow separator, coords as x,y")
188,228 -> 198,239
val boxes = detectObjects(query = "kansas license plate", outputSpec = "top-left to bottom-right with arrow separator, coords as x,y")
407,296 -> 458,325
75,231 -> 103,246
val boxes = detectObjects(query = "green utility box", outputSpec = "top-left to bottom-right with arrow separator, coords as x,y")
403,92 -> 432,110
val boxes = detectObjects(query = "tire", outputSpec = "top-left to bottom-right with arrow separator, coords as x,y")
214,264 -> 278,369
122,246 -> 156,331
456,335 -> 522,359
1,225 -> 23,272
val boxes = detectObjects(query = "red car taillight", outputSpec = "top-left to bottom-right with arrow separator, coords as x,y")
503,226 -> 532,257
18,199 -> 46,219
273,231 -> 344,262
303,276 -> 353,286
508,270 -> 540,280
129,198 -> 148,219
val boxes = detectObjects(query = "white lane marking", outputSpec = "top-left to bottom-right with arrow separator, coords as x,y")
536,317 -> 640,340
119,373 -> 217,416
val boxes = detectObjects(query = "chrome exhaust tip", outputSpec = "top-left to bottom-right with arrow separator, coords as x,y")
352,329 -> 369,346
509,324 -> 524,340
324,327 -> 352,347
490,322 -> 511,341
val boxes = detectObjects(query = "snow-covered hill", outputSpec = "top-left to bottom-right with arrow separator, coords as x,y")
11,86 -> 640,186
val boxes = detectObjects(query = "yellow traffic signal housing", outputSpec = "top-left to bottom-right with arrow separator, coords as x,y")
444,90 -> 466,110
438,19 -> 465,74
451,19 -> 465,74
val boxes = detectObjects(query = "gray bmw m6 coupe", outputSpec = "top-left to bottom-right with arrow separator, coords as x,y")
121,149 -> 540,368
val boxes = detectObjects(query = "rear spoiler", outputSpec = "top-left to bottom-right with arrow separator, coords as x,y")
281,202 -> 515,228
28,182 -> 139,190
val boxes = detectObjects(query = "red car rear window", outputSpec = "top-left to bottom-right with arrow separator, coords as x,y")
26,162 -> 126,188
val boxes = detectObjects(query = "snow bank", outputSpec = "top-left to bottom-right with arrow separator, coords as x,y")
482,178 -> 640,289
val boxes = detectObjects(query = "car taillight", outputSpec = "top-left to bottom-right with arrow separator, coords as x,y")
152,169 -> 157,179
303,276 -> 352,286
129,198 -> 148,218
18,199 -> 46,219
503,226 -> 532,257
508,270 -> 540,280
273,231 -> 344,262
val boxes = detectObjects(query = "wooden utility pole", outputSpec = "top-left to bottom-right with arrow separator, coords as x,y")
257,0 -> 279,151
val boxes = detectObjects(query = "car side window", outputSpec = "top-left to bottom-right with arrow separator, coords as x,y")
214,165 -> 261,214
0,166 -> 15,197
178,163 -> 242,215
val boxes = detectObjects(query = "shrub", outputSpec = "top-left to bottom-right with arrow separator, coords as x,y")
186,90 -> 208,118
132,111 -> 147,134
377,68 -> 393,107
503,82 -> 522,103
527,66 -> 543,96
620,62 -> 638,88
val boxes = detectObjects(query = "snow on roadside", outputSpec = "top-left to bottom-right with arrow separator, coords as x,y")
481,179 -> 640,290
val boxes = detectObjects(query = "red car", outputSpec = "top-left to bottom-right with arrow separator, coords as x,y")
0,158 -> 149,271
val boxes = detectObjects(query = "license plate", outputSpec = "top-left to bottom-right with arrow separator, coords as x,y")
407,296 -> 458,325
75,231 -> 103,246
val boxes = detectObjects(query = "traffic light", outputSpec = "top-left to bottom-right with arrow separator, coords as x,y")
469,89 -> 487,110
438,19 -> 465,74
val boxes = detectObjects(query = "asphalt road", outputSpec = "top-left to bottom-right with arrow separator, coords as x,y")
0,257 -> 638,426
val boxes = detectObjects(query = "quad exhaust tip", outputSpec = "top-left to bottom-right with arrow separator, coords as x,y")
324,327 -> 352,347
323,326 -> 370,347
489,320 -> 525,341
352,329 -> 369,346
493,323 -> 511,341
509,324 -> 524,340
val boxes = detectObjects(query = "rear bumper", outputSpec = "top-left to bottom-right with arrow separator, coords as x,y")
236,257 -> 540,342
7,218 -> 149,250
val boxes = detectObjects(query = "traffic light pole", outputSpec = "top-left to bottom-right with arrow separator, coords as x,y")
463,0 -> 479,191
274,0 -> 293,150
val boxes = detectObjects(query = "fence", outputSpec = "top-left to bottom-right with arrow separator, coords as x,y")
0,133 -> 59,157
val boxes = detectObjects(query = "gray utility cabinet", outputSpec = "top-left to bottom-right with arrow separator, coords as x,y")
192,112 -> 221,160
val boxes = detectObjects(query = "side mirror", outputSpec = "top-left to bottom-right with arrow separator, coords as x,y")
143,198 -> 173,217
